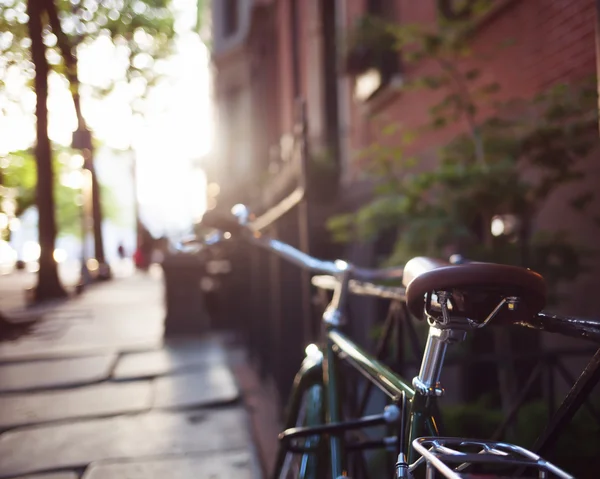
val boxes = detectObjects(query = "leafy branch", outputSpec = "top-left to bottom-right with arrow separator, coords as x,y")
329,10 -> 599,298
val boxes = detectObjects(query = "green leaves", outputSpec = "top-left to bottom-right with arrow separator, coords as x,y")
1,150 -> 36,215
335,8 -> 598,295
328,194 -> 409,244
1,0 -> 176,104
328,76 -> 598,294
1,147 -> 119,237
343,14 -> 399,74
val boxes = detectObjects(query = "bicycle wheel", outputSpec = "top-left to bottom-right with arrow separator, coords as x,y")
276,383 -> 325,479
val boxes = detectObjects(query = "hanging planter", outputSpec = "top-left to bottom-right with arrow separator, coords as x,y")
342,15 -> 398,76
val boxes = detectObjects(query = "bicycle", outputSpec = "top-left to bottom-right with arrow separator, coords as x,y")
191,203 -> 596,479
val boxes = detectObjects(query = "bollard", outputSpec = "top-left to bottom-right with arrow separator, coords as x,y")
161,252 -> 211,337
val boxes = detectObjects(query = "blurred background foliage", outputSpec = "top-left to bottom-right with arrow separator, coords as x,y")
1,147 -> 119,238
329,5 -> 599,301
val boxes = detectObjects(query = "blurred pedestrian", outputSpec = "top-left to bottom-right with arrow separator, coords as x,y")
134,247 -> 148,271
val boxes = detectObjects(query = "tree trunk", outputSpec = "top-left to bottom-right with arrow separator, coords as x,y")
131,150 -> 143,251
46,0 -> 109,280
88,151 -> 109,276
28,0 -> 67,301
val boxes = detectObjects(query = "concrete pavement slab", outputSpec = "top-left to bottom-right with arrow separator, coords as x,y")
13,474 -> 78,479
152,366 -> 239,409
0,381 -> 152,430
0,275 -> 164,362
0,355 -> 116,392
113,339 -> 227,380
83,450 -> 260,479
0,408 -> 251,478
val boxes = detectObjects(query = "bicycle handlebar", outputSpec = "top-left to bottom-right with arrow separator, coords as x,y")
195,206 -> 600,343
200,207 -> 404,282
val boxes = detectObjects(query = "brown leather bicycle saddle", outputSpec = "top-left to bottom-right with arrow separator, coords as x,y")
402,257 -> 547,324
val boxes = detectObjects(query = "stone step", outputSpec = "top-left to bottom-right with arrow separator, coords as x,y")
152,367 -> 239,409
0,355 -> 116,393
83,450 -> 261,479
0,409 -> 250,478
13,473 -> 77,479
113,339 -> 227,380
0,382 -> 152,430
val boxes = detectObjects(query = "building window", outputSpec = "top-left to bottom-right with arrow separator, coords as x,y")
368,0 -> 400,81
366,0 -> 385,16
223,0 -> 238,37
438,0 -> 479,21
349,0 -> 401,101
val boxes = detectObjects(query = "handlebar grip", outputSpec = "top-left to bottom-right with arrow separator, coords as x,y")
201,210 -> 247,235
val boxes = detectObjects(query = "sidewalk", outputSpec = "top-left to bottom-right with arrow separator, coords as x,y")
0,269 -> 262,479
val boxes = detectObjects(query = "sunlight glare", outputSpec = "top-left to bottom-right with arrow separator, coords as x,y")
9,217 -> 21,231
22,241 -> 40,262
53,248 -> 67,263
61,170 -> 84,190
0,0 -> 212,237
70,153 -> 84,169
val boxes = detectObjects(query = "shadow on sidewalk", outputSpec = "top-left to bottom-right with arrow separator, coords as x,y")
0,288 -> 89,343
0,313 -> 37,342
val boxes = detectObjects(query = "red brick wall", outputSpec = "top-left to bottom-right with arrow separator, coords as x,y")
338,0 -> 599,315
343,0 -> 597,172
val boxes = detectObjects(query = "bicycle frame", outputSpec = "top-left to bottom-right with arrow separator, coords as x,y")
269,277 -> 600,479
273,273 -> 443,479
196,205 -> 599,479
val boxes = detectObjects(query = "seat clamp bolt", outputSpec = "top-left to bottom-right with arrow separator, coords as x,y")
437,291 -> 451,325
507,296 -> 519,311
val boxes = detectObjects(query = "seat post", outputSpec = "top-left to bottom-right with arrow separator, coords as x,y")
413,326 -> 467,396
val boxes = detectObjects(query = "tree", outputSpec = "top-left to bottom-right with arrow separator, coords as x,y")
26,0 -> 66,300
46,0 -> 175,278
44,0 -> 173,279
2,148 -> 119,237
1,0 -> 175,298
45,0 -> 109,277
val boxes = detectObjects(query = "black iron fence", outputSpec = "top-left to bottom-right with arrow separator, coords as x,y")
199,98 -> 600,474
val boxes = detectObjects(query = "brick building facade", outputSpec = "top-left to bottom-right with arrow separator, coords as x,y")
209,0 -> 599,317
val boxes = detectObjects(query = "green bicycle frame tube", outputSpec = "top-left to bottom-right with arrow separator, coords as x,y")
299,384 -> 324,479
328,328 -> 442,467
408,393 -> 440,463
273,329 -> 440,478
328,329 -> 415,400
324,337 -> 344,478
272,355 -> 323,479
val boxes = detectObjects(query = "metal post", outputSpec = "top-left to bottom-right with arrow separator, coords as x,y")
77,168 -> 92,291
131,149 -> 143,262
269,224 -> 285,391
296,99 -> 315,346
597,0 -> 600,134
533,348 -> 600,456
76,171 -> 91,293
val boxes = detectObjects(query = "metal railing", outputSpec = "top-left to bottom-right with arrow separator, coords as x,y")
197,98 -> 600,472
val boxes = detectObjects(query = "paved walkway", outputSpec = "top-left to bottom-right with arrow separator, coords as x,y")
0,269 -> 262,479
